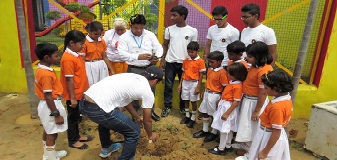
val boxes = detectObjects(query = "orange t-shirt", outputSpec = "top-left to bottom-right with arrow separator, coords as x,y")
260,95 -> 293,129
228,59 -> 249,69
82,36 -> 107,61
34,64 -> 63,100
205,67 -> 228,92
182,57 -> 206,81
243,65 -> 273,96
60,50 -> 89,100
221,81 -> 243,101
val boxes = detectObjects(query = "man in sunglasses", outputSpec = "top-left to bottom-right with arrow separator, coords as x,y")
79,65 -> 163,160
204,6 -> 240,69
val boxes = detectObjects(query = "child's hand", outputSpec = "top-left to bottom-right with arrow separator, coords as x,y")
251,110 -> 260,121
55,116 -> 64,125
194,86 -> 200,95
177,84 -> 182,92
258,149 -> 268,159
149,132 -> 158,142
70,99 -> 78,108
221,113 -> 229,120
200,91 -> 204,100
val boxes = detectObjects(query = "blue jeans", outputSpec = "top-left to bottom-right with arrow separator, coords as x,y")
164,62 -> 184,109
79,98 -> 139,160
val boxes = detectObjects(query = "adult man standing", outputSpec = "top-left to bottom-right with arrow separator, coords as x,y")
118,14 -> 163,121
79,65 -> 163,160
203,6 -> 240,68
240,3 -> 277,65
160,5 -> 198,117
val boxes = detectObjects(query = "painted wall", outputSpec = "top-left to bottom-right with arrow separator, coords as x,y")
0,1 -> 28,92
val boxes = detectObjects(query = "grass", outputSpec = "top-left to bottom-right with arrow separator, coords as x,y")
35,33 -> 64,47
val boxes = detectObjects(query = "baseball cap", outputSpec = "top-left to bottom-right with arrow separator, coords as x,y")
145,65 -> 164,81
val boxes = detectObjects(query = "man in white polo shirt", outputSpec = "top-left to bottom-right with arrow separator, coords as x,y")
160,5 -> 198,117
79,65 -> 163,160
118,14 -> 163,121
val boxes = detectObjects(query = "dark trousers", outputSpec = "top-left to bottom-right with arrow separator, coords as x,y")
164,62 -> 184,109
127,66 -> 155,113
66,100 -> 81,145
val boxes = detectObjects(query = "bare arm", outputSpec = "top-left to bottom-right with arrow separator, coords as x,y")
125,103 -> 141,121
268,44 -> 277,66
142,108 -> 157,141
194,71 -> 204,95
103,52 -> 115,75
160,39 -> 170,69
222,101 -> 239,120
177,71 -> 184,92
44,92 -> 64,124
258,129 -> 281,159
252,88 -> 267,121
65,77 -> 77,108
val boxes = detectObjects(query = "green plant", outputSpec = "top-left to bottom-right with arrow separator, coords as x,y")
64,2 -> 81,12
45,10 -> 61,20
51,28 -> 63,37
79,5 -> 90,12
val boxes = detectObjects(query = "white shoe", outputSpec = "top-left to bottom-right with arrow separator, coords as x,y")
43,150 -> 67,160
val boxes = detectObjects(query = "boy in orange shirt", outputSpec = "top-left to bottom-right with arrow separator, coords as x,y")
177,41 -> 206,128
193,51 -> 229,142
34,42 -> 67,159
227,40 -> 248,68
60,30 -> 92,149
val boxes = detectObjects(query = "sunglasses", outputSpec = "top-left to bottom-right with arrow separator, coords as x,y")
212,15 -> 227,21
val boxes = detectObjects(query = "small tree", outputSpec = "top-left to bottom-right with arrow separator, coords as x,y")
45,10 -> 61,21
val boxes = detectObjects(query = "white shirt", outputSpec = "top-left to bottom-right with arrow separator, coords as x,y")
240,24 -> 277,57
118,29 -> 163,66
164,25 -> 198,63
103,29 -> 126,62
206,23 -> 240,67
84,73 -> 154,113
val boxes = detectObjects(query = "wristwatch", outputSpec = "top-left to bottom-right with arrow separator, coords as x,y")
49,110 -> 60,117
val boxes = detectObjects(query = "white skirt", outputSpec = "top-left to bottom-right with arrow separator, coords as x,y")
85,60 -> 109,86
248,127 -> 290,160
235,95 -> 269,142
211,100 -> 239,133
198,91 -> 221,116
181,80 -> 200,102
38,100 -> 68,134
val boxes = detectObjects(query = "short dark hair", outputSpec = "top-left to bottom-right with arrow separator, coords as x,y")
246,41 -> 273,67
261,69 -> 294,93
208,51 -> 224,61
228,62 -> 248,82
241,3 -> 260,19
212,6 -> 228,17
35,42 -> 58,60
63,30 -> 86,52
227,40 -> 246,54
85,21 -> 104,32
171,5 -> 189,20
187,41 -> 199,51
130,14 -> 146,25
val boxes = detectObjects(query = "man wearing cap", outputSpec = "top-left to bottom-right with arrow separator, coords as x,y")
79,65 -> 163,160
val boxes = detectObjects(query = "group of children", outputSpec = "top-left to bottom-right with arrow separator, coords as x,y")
178,40 -> 293,160
35,20 -> 123,160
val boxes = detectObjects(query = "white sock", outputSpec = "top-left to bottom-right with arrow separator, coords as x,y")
45,145 -> 57,160
226,131 -> 233,148
42,140 -> 47,156
211,128 -> 218,134
202,118 -> 209,132
219,132 -> 229,149
190,111 -> 196,121
185,109 -> 190,117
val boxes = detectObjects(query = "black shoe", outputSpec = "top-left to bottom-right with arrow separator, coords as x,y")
161,107 -> 171,117
180,117 -> 190,124
186,120 -> 195,128
197,113 -> 203,120
193,130 -> 209,138
151,112 -> 160,121
208,147 -> 227,155
204,133 -> 217,142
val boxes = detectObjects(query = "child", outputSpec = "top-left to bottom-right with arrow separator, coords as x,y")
177,41 -> 206,128
227,40 -> 248,68
60,30 -> 92,150
209,62 -> 248,155
34,42 -> 67,159
234,42 -> 273,155
193,51 -> 228,142
236,69 -> 293,160
82,21 -> 114,86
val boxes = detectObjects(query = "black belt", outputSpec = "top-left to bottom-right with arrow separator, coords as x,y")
128,65 -> 149,69
243,94 -> 258,100
205,89 -> 221,94
260,125 -> 272,132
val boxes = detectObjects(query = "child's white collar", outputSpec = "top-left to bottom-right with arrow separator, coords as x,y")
271,93 -> 291,104
65,48 -> 79,57
37,63 -> 53,71
86,35 -> 102,42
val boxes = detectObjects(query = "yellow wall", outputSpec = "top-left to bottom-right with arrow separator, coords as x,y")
0,1 -> 28,92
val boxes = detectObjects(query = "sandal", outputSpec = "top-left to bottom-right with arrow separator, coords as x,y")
79,135 -> 93,142
69,143 -> 89,150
